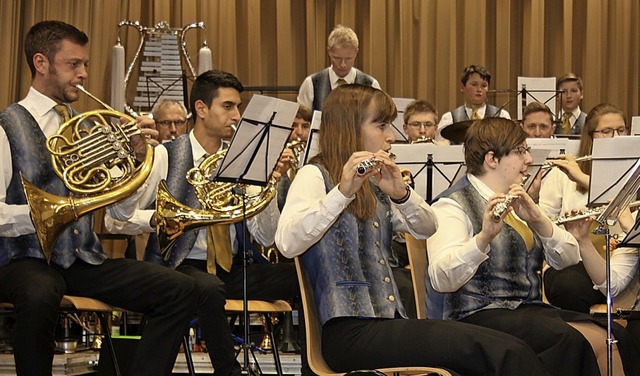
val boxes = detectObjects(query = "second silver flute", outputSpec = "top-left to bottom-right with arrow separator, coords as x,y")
492,173 -> 531,221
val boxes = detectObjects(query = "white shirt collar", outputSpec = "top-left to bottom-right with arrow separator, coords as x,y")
20,87 -> 65,119
189,130 -> 224,166
328,67 -> 356,87
467,173 -> 495,201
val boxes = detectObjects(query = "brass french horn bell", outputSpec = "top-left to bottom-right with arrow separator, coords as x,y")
156,150 -> 278,260
21,85 -> 153,262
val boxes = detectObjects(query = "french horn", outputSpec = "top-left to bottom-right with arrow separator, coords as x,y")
156,150 -> 277,259
20,85 -> 154,261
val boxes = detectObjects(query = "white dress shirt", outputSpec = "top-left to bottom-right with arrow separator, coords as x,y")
296,67 -> 381,110
0,87 -> 69,237
275,164 -> 438,258
105,131 -> 279,260
427,174 -> 580,293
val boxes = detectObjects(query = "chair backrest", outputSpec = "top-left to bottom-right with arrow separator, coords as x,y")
405,234 -> 428,319
294,257 -> 343,376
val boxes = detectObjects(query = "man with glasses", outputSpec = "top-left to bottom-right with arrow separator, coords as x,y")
151,99 -> 189,142
297,25 -> 380,112
402,99 -> 449,145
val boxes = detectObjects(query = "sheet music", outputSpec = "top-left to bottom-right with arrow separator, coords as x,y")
517,77 -> 557,119
620,213 -> 640,247
631,116 -> 640,136
391,98 -> 415,143
303,110 -> 322,165
589,136 -> 640,206
392,144 -> 464,202
214,95 -> 298,185
525,148 -> 552,192
526,138 -> 580,158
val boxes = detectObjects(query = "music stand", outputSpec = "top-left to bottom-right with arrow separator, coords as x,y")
213,94 -> 298,374
392,144 -> 464,203
592,157 -> 640,376
302,110 -> 321,166
524,147 -> 552,192
391,98 -> 415,143
588,136 -> 640,208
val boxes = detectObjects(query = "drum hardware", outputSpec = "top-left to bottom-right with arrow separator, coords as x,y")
440,120 -> 474,144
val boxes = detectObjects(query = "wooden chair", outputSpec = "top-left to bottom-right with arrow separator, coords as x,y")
590,270 -> 640,324
1,295 -> 122,376
181,298 -> 292,376
294,257 -> 452,376
405,234 -> 429,319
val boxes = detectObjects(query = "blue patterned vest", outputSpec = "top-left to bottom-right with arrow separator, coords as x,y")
144,135 -> 199,268
434,176 -> 544,321
310,68 -> 375,112
450,104 -> 501,123
0,104 -> 105,268
300,164 -> 406,325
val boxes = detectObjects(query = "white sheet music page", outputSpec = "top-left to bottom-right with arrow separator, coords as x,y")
392,144 -> 464,201
517,77 -> 557,118
526,138 -> 580,158
214,95 -> 298,185
302,110 -> 322,166
589,136 -> 640,206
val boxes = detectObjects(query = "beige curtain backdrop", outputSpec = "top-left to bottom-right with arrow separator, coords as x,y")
1,0 -> 639,121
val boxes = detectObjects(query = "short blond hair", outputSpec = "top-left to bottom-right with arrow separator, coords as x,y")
328,25 -> 359,50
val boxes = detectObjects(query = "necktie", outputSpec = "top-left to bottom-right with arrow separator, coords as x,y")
54,104 -> 71,123
503,212 -> 534,251
336,78 -> 347,87
471,106 -> 482,120
206,224 -> 233,274
561,113 -> 572,134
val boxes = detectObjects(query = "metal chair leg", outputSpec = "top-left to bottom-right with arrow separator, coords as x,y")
182,334 -> 196,376
263,313 -> 284,376
97,312 -> 121,376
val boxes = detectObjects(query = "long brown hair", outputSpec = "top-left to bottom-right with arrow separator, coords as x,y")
314,84 -> 397,219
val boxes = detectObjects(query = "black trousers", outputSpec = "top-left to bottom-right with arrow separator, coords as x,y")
544,262 -> 606,313
460,304 -> 640,376
177,261 -> 242,375
0,257 -> 199,376
322,316 -> 549,376
216,259 -> 298,301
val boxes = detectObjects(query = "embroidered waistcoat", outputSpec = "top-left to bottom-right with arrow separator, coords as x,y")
310,68 -> 375,112
437,176 -> 545,321
0,104 -> 104,268
300,164 -> 406,325
451,104 -> 501,124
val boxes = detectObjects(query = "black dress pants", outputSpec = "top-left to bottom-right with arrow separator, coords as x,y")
322,316 -> 549,376
0,257 -> 199,376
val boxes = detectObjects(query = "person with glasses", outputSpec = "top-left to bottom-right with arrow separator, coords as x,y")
540,103 -> 634,316
556,73 -> 586,136
436,65 -> 510,144
151,99 -> 189,142
296,25 -> 380,112
402,99 -> 448,145
427,117 -> 639,375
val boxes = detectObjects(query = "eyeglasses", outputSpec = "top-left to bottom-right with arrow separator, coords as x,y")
156,119 -> 187,128
511,146 -> 532,156
407,121 -> 436,129
593,127 -> 627,137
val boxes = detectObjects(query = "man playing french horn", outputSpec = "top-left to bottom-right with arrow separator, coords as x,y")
106,69 -> 299,376
0,21 -> 200,376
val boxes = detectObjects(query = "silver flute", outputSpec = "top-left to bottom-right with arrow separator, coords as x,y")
492,173 -> 531,221
356,153 -> 396,176
554,200 -> 640,225
540,155 -> 591,171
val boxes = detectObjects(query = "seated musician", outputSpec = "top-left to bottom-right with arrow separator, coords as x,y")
151,99 -> 189,142
402,99 -> 448,145
0,20 -> 199,376
436,64 -> 510,143
540,103 -> 629,314
277,104 -> 312,211
563,204 -> 640,356
106,70 -> 298,376
427,117 -> 640,375
276,83 -> 550,375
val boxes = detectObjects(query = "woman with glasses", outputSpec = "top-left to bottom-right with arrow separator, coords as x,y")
540,103 -> 631,314
427,117 -> 638,375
